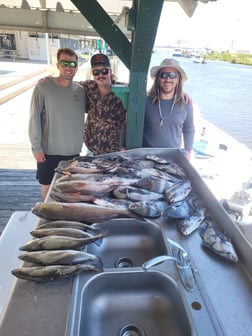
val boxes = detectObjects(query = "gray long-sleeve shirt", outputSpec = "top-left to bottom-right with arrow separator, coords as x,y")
29,78 -> 86,155
143,96 -> 195,152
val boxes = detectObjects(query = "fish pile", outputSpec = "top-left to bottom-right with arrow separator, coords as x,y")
29,153 -> 238,264
11,220 -> 105,282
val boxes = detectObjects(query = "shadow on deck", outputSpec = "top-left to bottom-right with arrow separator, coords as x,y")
0,169 -> 41,235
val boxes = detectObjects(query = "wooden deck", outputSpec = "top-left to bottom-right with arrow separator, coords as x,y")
0,169 -> 41,236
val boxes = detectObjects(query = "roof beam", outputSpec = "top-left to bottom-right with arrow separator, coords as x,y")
71,0 -> 132,69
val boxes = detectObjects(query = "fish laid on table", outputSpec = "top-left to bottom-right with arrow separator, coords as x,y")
11,263 -> 102,282
30,227 -> 99,239
19,232 -> 107,251
141,168 -> 180,183
134,176 -> 172,194
120,159 -> 155,169
129,200 -> 169,218
145,154 -> 169,164
177,208 -> 205,236
92,197 -> 131,210
55,160 -> 116,175
32,201 -> 135,223
198,219 -> 238,263
50,190 -> 95,203
37,220 -> 99,232
52,180 -> 117,194
18,249 -> 103,267
165,180 -> 192,203
155,162 -> 186,177
162,200 -> 191,219
113,185 -> 163,202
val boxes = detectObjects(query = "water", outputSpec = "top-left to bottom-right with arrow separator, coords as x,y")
148,50 -> 252,151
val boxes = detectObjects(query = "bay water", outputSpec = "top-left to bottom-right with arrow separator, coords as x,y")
148,49 -> 252,151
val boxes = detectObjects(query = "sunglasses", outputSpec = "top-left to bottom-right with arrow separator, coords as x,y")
92,68 -> 110,76
59,60 -> 77,68
159,71 -> 178,79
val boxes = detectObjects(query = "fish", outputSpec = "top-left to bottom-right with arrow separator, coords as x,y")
50,190 -> 95,203
164,180 -> 192,203
120,159 -> 155,169
177,209 -> 205,235
37,220 -> 99,232
141,168 -> 180,183
92,197 -> 131,210
32,201 -> 134,223
56,173 -> 109,183
18,249 -> 103,267
55,160 -> 115,175
11,263 -> 102,282
52,180 -> 117,194
113,185 -> 163,202
145,154 -> 168,164
198,219 -> 238,263
155,162 -> 186,177
162,200 -> 191,219
129,200 -> 169,218
134,176 -> 172,194
19,232 -> 107,251
30,227 -> 98,239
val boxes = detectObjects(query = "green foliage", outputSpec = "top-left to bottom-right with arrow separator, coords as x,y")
208,51 -> 252,65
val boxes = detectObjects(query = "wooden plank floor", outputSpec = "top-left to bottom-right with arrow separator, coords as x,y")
0,169 -> 41,236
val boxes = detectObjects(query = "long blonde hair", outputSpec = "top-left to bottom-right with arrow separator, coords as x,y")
147,70 -> 184,108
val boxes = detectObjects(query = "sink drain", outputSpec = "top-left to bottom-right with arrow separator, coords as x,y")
115,257 -> 133,268
119,324 -> 145,336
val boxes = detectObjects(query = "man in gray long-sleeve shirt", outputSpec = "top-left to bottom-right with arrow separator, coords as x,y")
143,58 -> 195,160
29,47 -> 86,200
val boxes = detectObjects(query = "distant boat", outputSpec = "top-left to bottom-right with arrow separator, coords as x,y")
193,56 -> 207,64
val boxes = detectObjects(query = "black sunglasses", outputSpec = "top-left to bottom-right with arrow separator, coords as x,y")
92,68 -> 110,76
159,71 -> 178,79
59,60 -> 78,68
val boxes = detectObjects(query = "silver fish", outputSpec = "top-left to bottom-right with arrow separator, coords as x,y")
134,176 -> 171,194
52,180 -> 116,194
162,200 -> 191,219
50,190 -> 95,203
19,232 -> 106,251
141,168 -> 180,183
113,186 -> 163,202
92,197 -> 131,210
32,201 -> 134,223
37,220 -> 99,232
11,263 -> 102,282
129,200 -> 169,218
177,209 -> 205,235
198,219 -> 238,263
30,227 -> 97,239
18,249 -> 103,267
155,162 -> 186,177
145,154 -> 168,164
165,180 -> 192,203
120,159 -> 155,169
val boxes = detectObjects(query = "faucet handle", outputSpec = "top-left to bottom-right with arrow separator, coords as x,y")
167,239 -> 188,257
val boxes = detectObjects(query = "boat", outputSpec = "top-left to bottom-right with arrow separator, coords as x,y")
193,56 -> 207,64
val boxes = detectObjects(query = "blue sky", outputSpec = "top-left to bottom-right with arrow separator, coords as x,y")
155,0 -> 251,51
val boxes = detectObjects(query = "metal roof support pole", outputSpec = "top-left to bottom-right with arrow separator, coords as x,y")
126,0 -> 163,149
71,0 -> 132,69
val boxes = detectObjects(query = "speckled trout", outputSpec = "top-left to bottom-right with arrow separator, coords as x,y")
32,201 -> 135,223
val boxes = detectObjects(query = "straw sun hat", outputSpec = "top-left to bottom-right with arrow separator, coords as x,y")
150,58 -> 187,82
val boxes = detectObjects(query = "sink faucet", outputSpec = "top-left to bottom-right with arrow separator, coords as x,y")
142,239 -> 195,292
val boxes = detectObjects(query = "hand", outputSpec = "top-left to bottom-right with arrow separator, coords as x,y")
182,92 -> 192,105
34,152 -> 46,163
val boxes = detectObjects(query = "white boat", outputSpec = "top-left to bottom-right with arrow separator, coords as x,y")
193,56 -> 207,64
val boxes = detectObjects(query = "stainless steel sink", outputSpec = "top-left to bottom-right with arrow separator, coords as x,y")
87,219 -> 168,268
76,270 -> 192,336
